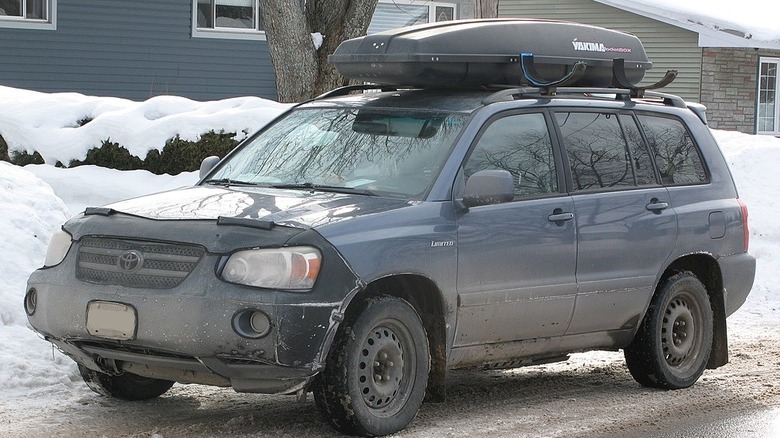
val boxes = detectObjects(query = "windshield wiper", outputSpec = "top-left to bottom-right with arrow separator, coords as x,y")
202,178 -> 257,187
270,182 -> 377,196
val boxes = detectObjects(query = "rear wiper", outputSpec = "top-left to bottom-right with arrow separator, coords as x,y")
202,178 -> 257,187
270,182 -> 377,196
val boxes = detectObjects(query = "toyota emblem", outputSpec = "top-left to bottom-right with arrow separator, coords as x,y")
117,250 -> 143,272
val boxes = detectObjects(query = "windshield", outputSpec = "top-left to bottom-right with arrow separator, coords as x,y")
205,107 -> 467,199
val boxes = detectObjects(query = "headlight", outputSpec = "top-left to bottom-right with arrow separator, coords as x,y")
43,228 -> 73,267
221,246 -> 322,290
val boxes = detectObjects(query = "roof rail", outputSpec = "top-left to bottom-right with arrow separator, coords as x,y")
314,84 -> 405,100
482,86 -> 686,108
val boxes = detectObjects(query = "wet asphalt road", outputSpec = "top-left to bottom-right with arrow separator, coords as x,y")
633,406 -> 780,438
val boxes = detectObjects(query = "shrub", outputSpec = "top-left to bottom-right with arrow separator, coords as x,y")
69,140 -> 144,170
0,134 -> 8,162
144,131 -> 240,175
10,151 -> 46,166
3,130 -> 241,174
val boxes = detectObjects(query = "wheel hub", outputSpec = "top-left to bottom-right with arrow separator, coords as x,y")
358,326 -> 405,409
662,297 -> 696,366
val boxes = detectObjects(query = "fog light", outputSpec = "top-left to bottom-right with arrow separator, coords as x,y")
250,311 -> 271,335
24,288 -> 37,316
232,309 -> 272,339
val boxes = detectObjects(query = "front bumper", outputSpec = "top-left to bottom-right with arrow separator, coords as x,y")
26,235 -> 358,394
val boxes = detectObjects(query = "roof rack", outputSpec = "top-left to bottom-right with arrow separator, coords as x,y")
314,84 -> 405,100
482,86 -> 687,108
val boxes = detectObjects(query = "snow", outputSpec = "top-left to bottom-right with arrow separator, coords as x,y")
312,32 -> 324,50
0,85 -> 290,165
0,86 -> 778,412
597,0 -> 780,47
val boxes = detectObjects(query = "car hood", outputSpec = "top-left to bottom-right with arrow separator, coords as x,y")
105,186 -> 413,229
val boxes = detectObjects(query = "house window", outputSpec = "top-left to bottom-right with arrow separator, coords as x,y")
0,0 -> 55,29
368,0 -> 456,34
758,58 -> 780,135
193,0 -> 265,40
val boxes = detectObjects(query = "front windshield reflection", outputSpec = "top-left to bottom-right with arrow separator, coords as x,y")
206,107 -> 467,199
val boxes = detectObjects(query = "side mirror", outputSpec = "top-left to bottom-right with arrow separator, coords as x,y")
462,169 -> 515,208
199,156 -> 221,180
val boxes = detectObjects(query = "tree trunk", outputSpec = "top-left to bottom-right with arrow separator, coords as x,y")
306,0 -> 379,94
261,0 -> 378,103
475,0 -> 500,19
260,0 -> 318,103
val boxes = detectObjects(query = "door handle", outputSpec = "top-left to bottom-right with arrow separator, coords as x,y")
646,198 -> 669,212
548,211 -> 574,222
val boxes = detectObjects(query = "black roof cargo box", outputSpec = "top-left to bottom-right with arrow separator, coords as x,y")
329,19 -> 651,88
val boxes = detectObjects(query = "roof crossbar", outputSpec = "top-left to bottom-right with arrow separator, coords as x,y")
611,58 -> 678,98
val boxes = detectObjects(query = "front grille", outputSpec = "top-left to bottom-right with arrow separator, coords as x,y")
76,237 -> 205,289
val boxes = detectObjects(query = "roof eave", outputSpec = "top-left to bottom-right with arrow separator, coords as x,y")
593,0 -> 780,50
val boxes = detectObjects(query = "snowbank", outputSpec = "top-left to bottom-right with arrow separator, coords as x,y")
0,85 -> 290,164
0,162 -> 76,391
714,130 -> 779,328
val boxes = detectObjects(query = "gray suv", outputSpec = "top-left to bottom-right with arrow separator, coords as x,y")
26,84 -> 755,435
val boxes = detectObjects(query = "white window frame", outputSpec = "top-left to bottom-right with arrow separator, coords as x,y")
192,0 -> 266,41
757,57 -> 780,136
0,0 -> 56,30
369,0 -> 457,34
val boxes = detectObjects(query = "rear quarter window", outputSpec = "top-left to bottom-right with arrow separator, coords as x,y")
637,114 -> 708,185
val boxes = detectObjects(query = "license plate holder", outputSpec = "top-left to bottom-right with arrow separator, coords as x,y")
86,301 -> 137,341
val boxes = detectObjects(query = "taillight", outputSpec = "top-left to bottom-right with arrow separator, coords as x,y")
738,199 -> 749,252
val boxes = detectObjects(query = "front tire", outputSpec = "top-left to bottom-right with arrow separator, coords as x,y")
313,296 -> 430,436
624,272 -> 713,389
78,365 -> 174,401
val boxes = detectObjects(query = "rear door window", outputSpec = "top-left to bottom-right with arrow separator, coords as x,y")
555,111 -> 656,191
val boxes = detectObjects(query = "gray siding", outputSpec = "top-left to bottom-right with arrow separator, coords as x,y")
498,0 -> 702,102
0,0 -> 276,101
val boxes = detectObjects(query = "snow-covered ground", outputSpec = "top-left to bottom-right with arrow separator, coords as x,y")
0,86 -> 777,432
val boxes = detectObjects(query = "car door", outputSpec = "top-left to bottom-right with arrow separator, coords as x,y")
554,110 -> 678,335
453,111 -> 577,348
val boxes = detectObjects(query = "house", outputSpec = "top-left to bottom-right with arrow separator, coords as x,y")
0,0 -> 473,101
499,0 -> 780,135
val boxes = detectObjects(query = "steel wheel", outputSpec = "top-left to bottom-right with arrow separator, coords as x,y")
358,322 -> 415,413
625,271 -> 713,389
314,295 -> 430,436
661,292 -> 704,369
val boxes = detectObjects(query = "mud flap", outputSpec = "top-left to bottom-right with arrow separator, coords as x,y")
707,291 -> 729,369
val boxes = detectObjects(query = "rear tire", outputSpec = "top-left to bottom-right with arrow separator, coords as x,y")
78,365 -> 174,401
313,296 -> 430,436
624,272 -> 713,389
